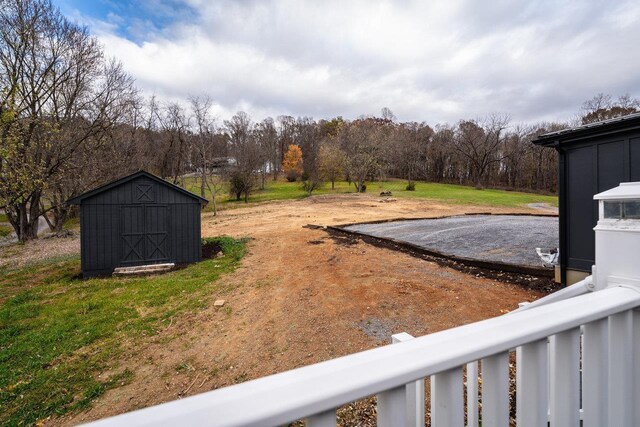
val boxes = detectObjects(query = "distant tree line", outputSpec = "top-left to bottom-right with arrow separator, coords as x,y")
2,0 -> 640,241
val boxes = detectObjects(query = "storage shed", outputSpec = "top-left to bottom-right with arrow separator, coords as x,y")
533,113 -> 640,284
68,171 -> 208,277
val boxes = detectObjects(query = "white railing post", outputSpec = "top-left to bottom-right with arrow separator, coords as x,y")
391,333 -> 425,427
549,329 -> 581,426
516,339 -> 548,426
582,318 -> 608,426
466,362 -> 478,427
306,410 -> 336,427
431,367 -> 463,427
608,311 -> 633,427
481,353 -> 509,427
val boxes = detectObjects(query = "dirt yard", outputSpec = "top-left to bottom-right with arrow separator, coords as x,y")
52,194 -> 548,425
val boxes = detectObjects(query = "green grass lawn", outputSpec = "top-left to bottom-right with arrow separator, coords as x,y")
0,237 -> 247,426
182,177 -> 557,210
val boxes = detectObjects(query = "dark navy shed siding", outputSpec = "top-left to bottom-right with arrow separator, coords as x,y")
73,172 -> 205,277
543,128 -> 640,282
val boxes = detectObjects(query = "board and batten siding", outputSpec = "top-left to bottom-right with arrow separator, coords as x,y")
72,172 -> 207,277
562,130 -> 640,273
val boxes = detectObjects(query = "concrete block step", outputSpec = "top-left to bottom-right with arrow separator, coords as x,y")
113,263 -> 175,276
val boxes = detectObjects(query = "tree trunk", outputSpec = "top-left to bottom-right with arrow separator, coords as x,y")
41,202 -> 55,232
204,177 -> 217,216
331,179 -> 335,190
200,171 -> 206,198
8,196 -> 42,242
51,207 -> 69,233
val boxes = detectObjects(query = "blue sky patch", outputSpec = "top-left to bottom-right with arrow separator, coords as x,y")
52,0 -> 197,42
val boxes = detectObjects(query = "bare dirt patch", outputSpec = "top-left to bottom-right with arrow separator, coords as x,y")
52,194 -> 547,426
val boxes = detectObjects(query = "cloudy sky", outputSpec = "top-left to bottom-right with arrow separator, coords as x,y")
53,0 -> 640,124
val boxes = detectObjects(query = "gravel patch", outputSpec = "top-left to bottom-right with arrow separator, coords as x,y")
344,215 -> 558,268
0,236 -> 80,269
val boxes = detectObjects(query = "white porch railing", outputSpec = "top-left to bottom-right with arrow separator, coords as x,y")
85,280 -> 640,427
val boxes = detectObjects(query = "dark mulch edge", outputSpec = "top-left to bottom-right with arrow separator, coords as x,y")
324,226 -> 561,294
201,240 -> 223,259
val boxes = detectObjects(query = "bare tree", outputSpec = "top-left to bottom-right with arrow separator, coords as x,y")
392,122 -> 433,188
0,0 -> 136,240
451,114 -> 510,189
256,117 -> 279,181
339,119 -> 384,192
255,118 -> 277,187
157,102 -> 190,184
225,111 -> 262,202
190,94 -> 216,198
581,93 -> 639,124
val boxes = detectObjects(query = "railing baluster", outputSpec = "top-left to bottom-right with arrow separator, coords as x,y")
582,318 -> 608,426
431,367 -> 463,426
481,353 -> 509,427
306,409 -> 336,427
516,339 -> 548,426
466,361 -> 478,427
633,309 -> 640,426
550,329 -> 581,426
377,386 -> 407,427
405,377 -> 425,427
608,311 -> 633,427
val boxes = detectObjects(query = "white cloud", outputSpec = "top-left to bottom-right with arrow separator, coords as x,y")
75,0 -> 640,124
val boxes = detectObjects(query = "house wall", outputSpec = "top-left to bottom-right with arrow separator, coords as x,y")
560,129 -> 640,283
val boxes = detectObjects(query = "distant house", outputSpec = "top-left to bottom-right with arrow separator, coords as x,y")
68,171 -> 208,277
533,113 -> 640,284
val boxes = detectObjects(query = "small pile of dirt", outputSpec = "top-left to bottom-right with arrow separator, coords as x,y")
201,241 -> 223,259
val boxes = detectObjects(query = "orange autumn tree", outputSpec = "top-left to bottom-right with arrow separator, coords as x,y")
282,144 -> 304,181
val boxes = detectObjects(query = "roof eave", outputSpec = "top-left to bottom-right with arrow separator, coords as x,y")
66,170 -> 209,205
533,116 -> 640,147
